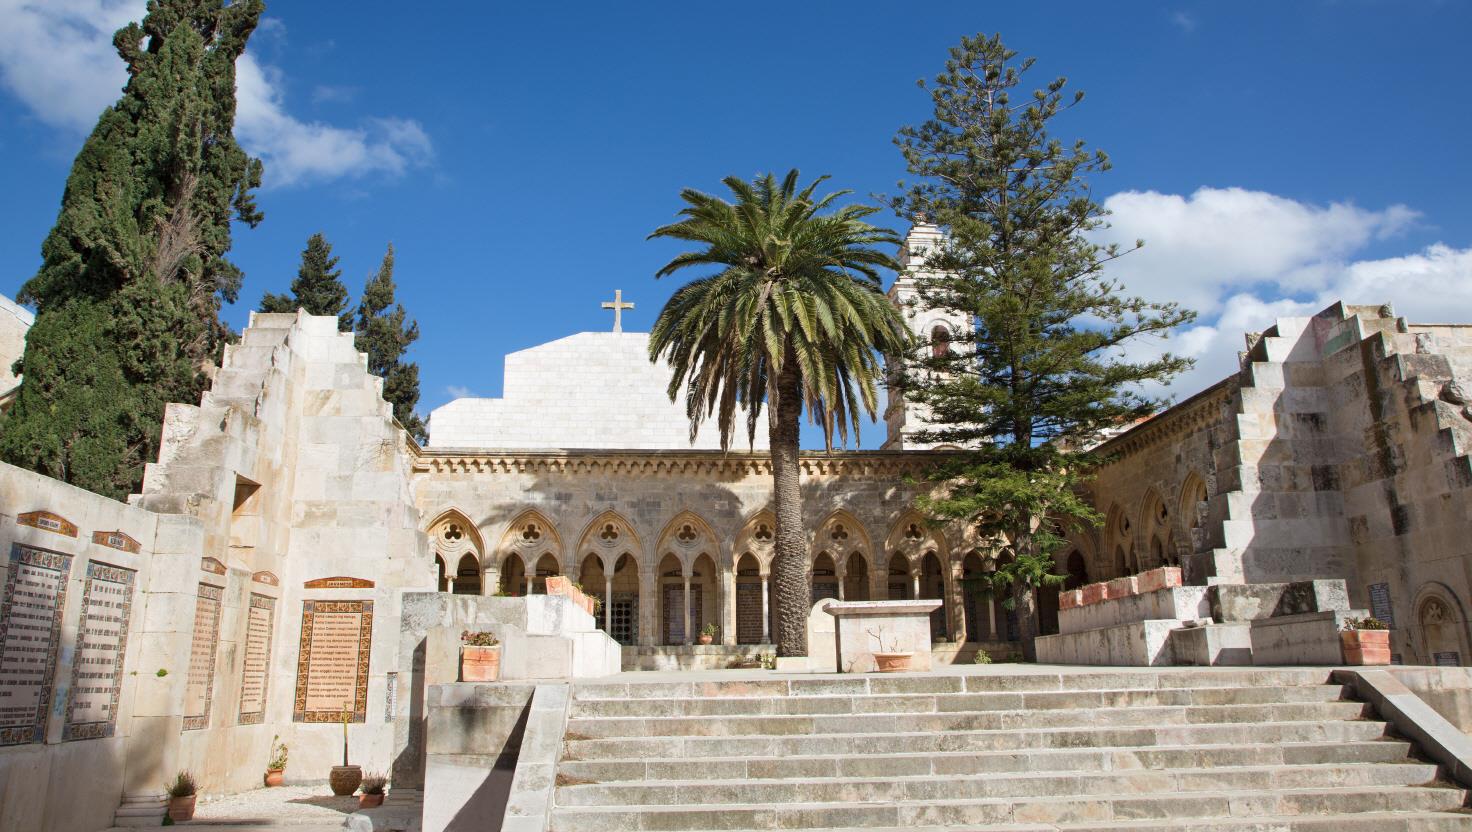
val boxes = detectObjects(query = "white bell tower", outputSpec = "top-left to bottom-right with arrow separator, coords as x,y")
882,222 -> 972,450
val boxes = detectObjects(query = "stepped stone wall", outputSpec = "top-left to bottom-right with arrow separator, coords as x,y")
1084,302 -> 1472,665
0,311 -> 434,831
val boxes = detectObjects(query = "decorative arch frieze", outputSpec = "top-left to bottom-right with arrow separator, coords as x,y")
427,508 -> 485,567
733,509 -> 778,574
884,511 -> 947,573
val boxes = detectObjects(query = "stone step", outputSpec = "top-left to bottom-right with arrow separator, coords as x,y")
560,719 -> 1391,760
727,816 -> 1472,832
547,786 -> 1467,830
553,762 -> 1441,807
563,701 -> 1370,738
567,685 -> 1348,718
569,669 -> 1337,701
555,739 -> 1415,782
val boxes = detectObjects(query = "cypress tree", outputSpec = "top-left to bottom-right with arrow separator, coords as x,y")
260,233 -> 350,326
350,244 -> 427,442
1,0 -> 264,500
894,34 -> 1195,659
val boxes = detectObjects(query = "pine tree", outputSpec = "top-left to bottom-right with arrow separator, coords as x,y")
0,0 -> 264,500
260,233 -> 350,325
350,244 -> 427,442
894,34 -> 1195,659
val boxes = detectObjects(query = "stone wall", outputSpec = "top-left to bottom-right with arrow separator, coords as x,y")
1088,302 -> 1472,666
426,331 -> 770,451
0,311 -> 433,830
0,294 -> 33,398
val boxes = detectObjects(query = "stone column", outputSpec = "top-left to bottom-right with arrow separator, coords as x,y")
524,574 -> 534,597
482,565 -> 499,597
681,575 -> 692,645
836,568 -> 846,600
911,571 -> 921,602
638,570 -> 656,646
760,573 -> 771,644
604,576 -> 613,633
720,566 -> 736,646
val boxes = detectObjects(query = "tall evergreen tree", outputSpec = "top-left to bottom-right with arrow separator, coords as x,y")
1,0 -> 264,500
350,244 -> 427,442
260,233 -> 350,325
649,171 -> 909,657
894,34 -> 1195,659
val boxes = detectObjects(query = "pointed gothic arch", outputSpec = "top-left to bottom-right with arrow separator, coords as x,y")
813,509 -> 875,574
427,507 -> 485,569
654,510 -> 720,575
494,508 -> 564,574
884,510 -> 948,572
1178,471 -> 1209,557
575,510 -> 644,575
733,509 -> 778,574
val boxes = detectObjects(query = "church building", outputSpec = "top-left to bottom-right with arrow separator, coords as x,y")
1,222 -> 1470,829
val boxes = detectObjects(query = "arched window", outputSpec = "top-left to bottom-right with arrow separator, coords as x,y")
931,325 -> 951,358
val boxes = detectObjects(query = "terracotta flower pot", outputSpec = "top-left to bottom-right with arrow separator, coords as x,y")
461,645 -> 502,682
359,793 -> 384,808
544,575 -> 571,595
329,764 -> 363,796
697,634 -> 713,645
1341,630 -> 1391,666
873,652 -> 913,673
166,795 -> 196,822
264,768 -> 284,787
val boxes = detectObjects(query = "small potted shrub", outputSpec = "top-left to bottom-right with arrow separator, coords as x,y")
1341,617 -> 1391,665
164,771 -> 197,822
868,626 -> 912,672
697,622 -> 717,645
265,735 -> 288,787
329,710 -> 363,796
461,630 -> 502,682
358,772 -> 388,808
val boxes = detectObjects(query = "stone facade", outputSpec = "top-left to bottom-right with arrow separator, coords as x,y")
427,331 -> 770,451
3,223 -> 1472,830
0,294 -> 32,404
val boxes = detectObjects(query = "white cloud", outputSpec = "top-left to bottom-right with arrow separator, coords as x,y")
1093,187 -> 1417,317
234,55 -> 433,186
1096,188 -> 1472,402
0,0 -> 140,132
0,1 -> 431,187
1170,11 -> 1199,32
446,385 -> 478,400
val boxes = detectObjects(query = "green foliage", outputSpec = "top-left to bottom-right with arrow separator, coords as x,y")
0,0 -> 264,500
260,233 -> 350,325
359,772 -> 388,795
648,170 -> 910,450
348,244 -> 427,442
1343,617 -> 1389,631
164,770 -> 197,798
460,630 -> 500,647
895,34 -> 1195,658
971,648 -> 992,664
648,170 -> 909,658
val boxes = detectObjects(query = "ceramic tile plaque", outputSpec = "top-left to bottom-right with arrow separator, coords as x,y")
0,544 -> 72,745
182,583 -> 223,731
293,600 -> 372,723
237,594 -> 276,725
63,562 -> 136,740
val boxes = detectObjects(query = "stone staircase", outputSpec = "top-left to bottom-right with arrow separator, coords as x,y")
549,669 -> 1469,830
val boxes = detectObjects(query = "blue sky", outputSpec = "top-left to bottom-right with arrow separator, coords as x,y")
1,1 -> 1469,448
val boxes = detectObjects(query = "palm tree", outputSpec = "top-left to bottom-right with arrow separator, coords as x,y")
648,170 -> 910,657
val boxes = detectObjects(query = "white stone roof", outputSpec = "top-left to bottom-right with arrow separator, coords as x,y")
428,331 -> 770,451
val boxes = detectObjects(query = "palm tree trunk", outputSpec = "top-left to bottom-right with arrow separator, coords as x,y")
769,345 -> 807,657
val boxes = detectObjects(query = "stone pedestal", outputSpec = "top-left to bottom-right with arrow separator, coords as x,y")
822,600 -> 942,673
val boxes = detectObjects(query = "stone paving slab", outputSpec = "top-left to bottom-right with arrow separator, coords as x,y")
102,785 -> 417,831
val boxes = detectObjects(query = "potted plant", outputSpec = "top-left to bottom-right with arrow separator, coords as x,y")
358,772 -> 388,808
164,771 -> 197,822
1341,616 -> 1391,665
461,630 -> 502,682
265,735 -> 288,787
697,622 -> 717,645
329,710 -> 363,796
868,626 -> 913,673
